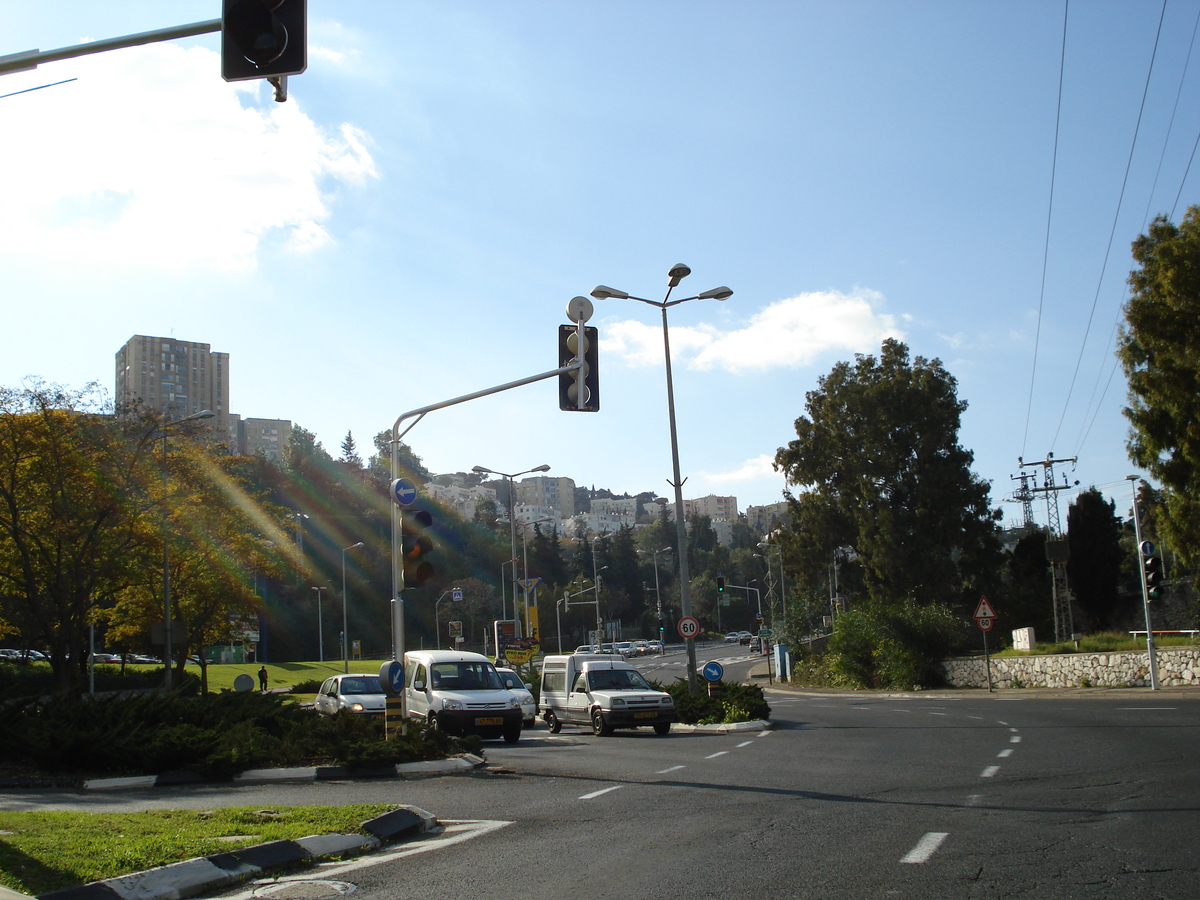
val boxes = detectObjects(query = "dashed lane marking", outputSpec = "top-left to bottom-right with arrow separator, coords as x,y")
736,741 -> 753,748
1009,735 -> 1021,743
981,766 -> 1000,778
997,749 -> 1013,758
705,751 -> 729,759
900,832 -> 949,864
964,794 -> 983,807
656,765 -> 685,774
579,785 -> 623,800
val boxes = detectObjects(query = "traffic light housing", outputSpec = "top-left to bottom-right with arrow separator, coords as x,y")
222,0 -> 307,82
401,509 -> 435,588
1144,555 -> 1163,599
558,324 -> 599,412
716,573 -> 725,593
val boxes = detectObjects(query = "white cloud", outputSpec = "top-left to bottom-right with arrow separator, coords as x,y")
0,44 -> 376,271
702,454 -> 782,485
601,289 -> 902,373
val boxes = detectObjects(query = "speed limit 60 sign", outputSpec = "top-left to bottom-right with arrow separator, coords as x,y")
678,616 -> 700,639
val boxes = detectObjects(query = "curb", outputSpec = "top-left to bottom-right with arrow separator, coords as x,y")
27,806 -> 438,900
82,754 -> 486,792
671,719 -> 774,734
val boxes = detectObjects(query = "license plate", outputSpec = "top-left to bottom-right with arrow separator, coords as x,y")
634,711 -> 657,719
475,717 -> 503,726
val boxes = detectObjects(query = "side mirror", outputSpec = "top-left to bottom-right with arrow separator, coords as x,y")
524,682 -> 533,690
413,680 -> 425,691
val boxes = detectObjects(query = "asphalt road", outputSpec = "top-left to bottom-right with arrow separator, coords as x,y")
3,654 -> 1198,899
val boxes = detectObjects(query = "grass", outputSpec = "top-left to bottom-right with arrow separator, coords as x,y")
0,805 -> 395,896
187,659 -> 397,694
991,630 -> 1199,657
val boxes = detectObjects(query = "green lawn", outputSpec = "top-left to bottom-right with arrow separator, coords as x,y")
0,805 -> 395,896
190,659 -> 396,693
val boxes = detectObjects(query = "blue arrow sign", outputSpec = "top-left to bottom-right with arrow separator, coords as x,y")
390,477 -> 417,507
378,659 -> 405,695
703,661 -> 724,683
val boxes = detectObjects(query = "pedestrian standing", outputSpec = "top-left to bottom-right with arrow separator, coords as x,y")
258,665 -> 268,692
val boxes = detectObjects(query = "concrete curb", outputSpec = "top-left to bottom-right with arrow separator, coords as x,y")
82,754 -> 486,792
671,719 -> 774,733
29,806 -> 438,900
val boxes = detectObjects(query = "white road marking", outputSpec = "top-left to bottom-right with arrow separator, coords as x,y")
964,794 -> 983,806
1118,707 -> 1177,710
657,765 -> 685,774
997,749 -> 1013,758
981,766 -> 1000,778
1009,727 -> 1018,732
1009,735 -> 1021,743
705,751 -> 729,759
579,785 -> 623,799
737,741 -> 753,748
900,832 -> 949,864
998,720 -> 1009,725
930,712 -> 946,716
853,706 -> 871,710
757,730 -> 773,737
968,715 -> 983,719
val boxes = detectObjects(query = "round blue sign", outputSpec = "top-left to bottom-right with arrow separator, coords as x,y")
378,659 -> 405,696
390,477 -> 417,507
703,661 -> 724,683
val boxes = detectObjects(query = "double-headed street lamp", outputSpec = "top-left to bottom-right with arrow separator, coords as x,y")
592,265 -> 731,692
313,586 -> 328,662
341,541 -> 364,673
434,587 -> 462,650
472,463 -> 550,635
157,408 -> 214,691
638,546 -> 672,641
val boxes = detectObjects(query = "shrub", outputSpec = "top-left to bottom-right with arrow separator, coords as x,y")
290,679 -> 324,694
824,601 -> 970,689
655,678 -> 770,724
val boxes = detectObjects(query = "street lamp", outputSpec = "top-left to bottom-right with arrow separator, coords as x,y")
638,546 -> 672,643
313,586 -> 327,662
757,534 -> 787,616
341,541 -> 364,673
435,587 -> 462,650
473,463 -> 551,635
592,265 -> 731,692
157,408 -> 214,690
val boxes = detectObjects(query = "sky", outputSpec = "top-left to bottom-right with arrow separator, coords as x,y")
3,1 -> 1198,530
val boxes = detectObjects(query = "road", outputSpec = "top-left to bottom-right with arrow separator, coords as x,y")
3,648 -> 1198,899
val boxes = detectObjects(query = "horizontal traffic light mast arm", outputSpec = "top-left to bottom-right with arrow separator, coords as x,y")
389,361 -> 581,444
0,19 -> 221,76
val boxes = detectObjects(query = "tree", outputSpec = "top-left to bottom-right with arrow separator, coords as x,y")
774,339 -> 1001,609
1119,206 -> 1200,568
339,431 -> 362,468
1066,488 -> 1123,630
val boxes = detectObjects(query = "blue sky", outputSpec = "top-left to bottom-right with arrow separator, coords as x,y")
2,1 -> 1196,526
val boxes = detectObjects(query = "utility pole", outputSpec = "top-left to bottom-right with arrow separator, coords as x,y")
1018,453 -> 1079,643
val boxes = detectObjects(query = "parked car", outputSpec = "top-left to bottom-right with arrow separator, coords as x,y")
738,631 -> 753,645
314,674 -> 387,716
724,632 -> 740,643
494,667 -> 537,727
748,637 -> 763,652
646,640 -> 664,654
615,642 -> 635,658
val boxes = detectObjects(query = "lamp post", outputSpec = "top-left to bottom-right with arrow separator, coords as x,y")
592,266 -> 731,692
434,587 -> 462,650
341,542 -> 364,673
157,408 -> 214,690
758,533 -> 787,616
473,463 -> 550,635
1127,475 -> 1160,690
638,546 -> 672,644
313,586 -> 327,662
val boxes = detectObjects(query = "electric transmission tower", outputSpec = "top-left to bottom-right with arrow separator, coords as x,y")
1017,453 -> 1080,643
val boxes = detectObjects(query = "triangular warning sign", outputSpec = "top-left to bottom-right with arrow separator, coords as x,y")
974,596 -> 996,619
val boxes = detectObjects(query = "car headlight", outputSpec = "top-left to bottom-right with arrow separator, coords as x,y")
611,698 -> 626,707
660,697 -> 674,706
350,702 -> 364,712
508,697 -> 521,709
442,698 -> 463,710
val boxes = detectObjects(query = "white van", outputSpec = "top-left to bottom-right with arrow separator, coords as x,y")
404,649 -> 524,743
539,654 -> 676,736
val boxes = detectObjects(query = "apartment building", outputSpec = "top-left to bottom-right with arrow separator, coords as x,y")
746,501 -> 789,535
516,475 -> 576,519
115,335 -> 230,434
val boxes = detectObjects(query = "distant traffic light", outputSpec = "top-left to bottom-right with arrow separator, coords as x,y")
558,324 -> 599,412
222,0 -> 307,82
401,509 -> 435,588
716,573 -> 725,593
1144,555 -> 1163,600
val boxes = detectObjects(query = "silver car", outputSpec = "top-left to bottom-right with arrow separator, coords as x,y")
494,667 -> 537,727
314,674 -> 387,716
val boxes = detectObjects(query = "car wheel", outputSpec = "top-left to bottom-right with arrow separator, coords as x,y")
427,710 -> 438,730
591,708 -> 612,736
524,718 -> 536,729
545,710 -> 562,734
653,722 -> 671,736
502,723 -> 521,743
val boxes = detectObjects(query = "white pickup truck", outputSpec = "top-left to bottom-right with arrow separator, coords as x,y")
539,654 -> 676,736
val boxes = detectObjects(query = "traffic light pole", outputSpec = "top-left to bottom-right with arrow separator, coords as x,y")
1128,477 -> 1160,690
1,20 -> 221,76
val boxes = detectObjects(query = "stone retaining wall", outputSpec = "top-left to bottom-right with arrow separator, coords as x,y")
941,647 -> 1200,689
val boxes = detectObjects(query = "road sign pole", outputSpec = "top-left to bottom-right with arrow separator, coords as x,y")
983,626 -> 992,693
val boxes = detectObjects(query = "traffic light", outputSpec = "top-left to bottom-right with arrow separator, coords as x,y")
716,573 -> 725,593
558,324 -> 599,412
222,0 -> 307,82
1144,555 -> 1163,600
401,509 -> 435,588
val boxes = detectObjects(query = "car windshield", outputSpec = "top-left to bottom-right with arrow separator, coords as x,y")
429,661 -> 504,691
340,677 -> 380,695
497,672 -> 525,690
587,669 -> 652,691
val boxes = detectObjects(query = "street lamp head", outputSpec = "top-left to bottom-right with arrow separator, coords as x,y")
697,286 -> 733,301
472,465 -> 493,475
192,409 -> 216,420
531,464 -> 551,473
667,263 -> 691,287
348,541 -> 365,550
590,285 -> 629,300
